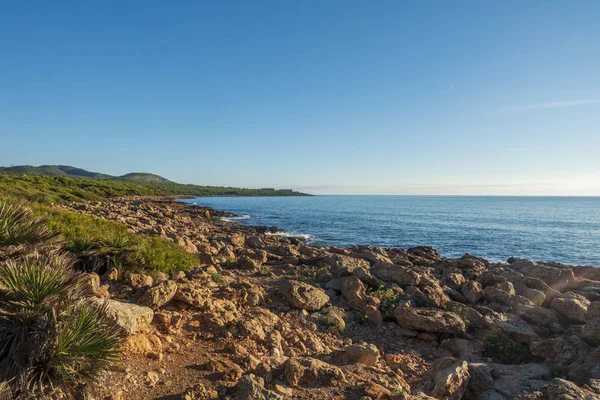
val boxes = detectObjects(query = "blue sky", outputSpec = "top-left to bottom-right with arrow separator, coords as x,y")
1,1 -> 599,195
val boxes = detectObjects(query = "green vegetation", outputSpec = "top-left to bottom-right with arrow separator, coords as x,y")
482,330 -> 535,365
370,287 -> 402,321
39,207 -> 198,274
0,202 -> 60,249
319,313 -> 345,334
0,170 -> 309,205
0,250 -> 121,397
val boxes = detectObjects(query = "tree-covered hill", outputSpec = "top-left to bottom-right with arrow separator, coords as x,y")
0,172 -> 310,205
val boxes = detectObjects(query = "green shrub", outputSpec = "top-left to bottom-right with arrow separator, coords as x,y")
370,287 -> 402,322
482,330 -> 534,365
0,251 -> 121,396
0,202 -> 59,248
136,237 -> 198,273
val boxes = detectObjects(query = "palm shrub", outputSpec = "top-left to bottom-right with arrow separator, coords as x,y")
0,251 -> 121,397
0,202 -> 59,257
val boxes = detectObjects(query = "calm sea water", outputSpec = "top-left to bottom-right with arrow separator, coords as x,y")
180,196 -> 600,266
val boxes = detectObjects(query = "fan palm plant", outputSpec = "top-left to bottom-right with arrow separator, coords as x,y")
0,251 -> 121,397
0,202 -> 60,257
0,202 -> 59,247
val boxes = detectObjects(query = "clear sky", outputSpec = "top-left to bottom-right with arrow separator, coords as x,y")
1,1 -> 599,195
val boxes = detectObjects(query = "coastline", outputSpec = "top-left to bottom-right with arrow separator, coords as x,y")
62,196 -> 600,399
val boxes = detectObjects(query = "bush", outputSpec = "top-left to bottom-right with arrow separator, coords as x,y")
0,202 -> 59,249
0,251 -> 121,397
370,287 -> 402,322
482,330 -> 534,365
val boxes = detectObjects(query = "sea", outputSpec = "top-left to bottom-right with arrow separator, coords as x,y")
179,196 -> 600,266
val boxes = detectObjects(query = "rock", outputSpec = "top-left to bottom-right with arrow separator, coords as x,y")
481,313 -> 539,344
182,383 -> 219,400
173,280 -> 210,308
125,273 -> 153,290
483,286 -> 535,308
441,273 -> 465,291
587,301 -> 600,320
93,299 -> 153,335
530,335 -> 590,365
464,363 -> 493,398
284,357 -> 346,387
238,255 -> 262,271
201,358 -> 243,382
122,333 -> 162,355
581,318 -> 600,346
430,358 -> 470,400
340,275 -> 380,325
282,280 -> 330,311
419,284 -> 451,308
514,304 -> 561,328
229,233 -> 246,247
334,343 -> 380,366
515,378 -> 599,400
144,371 -> 160,388
461,281 -> 483,305
551,292 -> 590,323
137,280 -> 178,309
82,273 -> 109,299
363,381 -> 392,399
101,267 -> 119,281
232,374 -> 282,400
238,308 -> 281,341
394,304 -> 466,334
371,262 -> 421,286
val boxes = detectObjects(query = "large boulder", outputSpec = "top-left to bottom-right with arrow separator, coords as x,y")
137,280 -> 178,309
281,280 -> 329,311
430,358 -> 470,400
394,304 -> 466,334
283,357 -> 346,387
95,299 -> 153,336
551,292 -> 590,323
371,262 -> 421,286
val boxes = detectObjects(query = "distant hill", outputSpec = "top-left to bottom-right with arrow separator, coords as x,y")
0,165 -> 173,183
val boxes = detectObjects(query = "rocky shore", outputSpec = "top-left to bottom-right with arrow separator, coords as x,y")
63,197 -> 600,400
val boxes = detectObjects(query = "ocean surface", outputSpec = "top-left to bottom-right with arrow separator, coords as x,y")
180,196 -> 600,266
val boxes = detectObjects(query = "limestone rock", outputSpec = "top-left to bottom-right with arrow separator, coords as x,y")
282,280 -> 329,311
371,262 -> 421,286
551,292 -> 590,323
94,299 -> 153,335
284,357 -> 346,387
394,305 -> 466,334
581,318 -> 600,346
430,358 -> 470,400
137,280 -> 178,309
461,281 -> 483,305
232,374 -> 282,400
334,343 -> 380,366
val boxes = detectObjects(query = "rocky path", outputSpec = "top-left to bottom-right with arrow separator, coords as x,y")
65,198 -> 600,400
